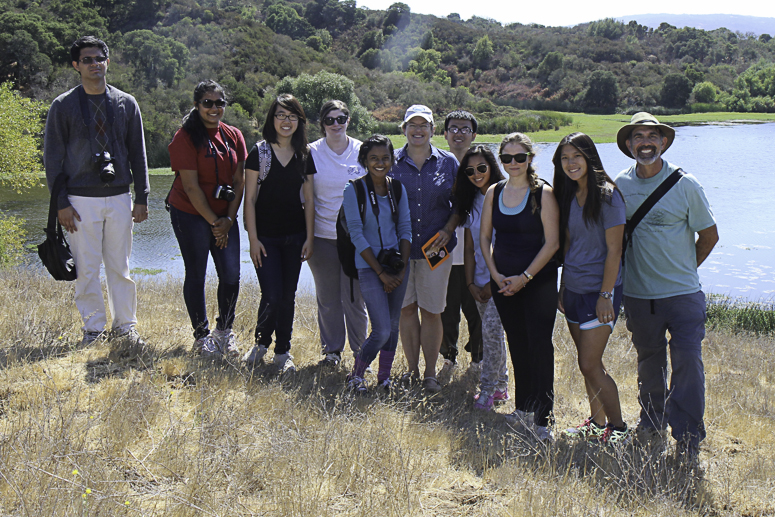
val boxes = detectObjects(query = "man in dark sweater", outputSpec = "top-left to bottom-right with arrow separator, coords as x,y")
44,36 -> 150,347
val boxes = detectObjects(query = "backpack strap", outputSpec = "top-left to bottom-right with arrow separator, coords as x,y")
256,140 -> 272,185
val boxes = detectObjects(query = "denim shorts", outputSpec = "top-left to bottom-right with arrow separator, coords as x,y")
564,285 -> 623,330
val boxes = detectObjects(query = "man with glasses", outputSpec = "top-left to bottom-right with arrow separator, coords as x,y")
389,104 -> 459,393
437,111 -> 483,383
44,36 -> 149,349
615,113 -> 718,467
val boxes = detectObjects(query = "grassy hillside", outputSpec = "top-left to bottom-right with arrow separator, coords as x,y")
0,271 -> 773,515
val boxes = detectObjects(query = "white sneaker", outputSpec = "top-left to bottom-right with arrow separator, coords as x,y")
198,335 -> 221,358
273,352 -> 296,373
212,329 -> 240,359
533,425 -> 554,442
437,359 -> 456,384
243,345 -> 268,366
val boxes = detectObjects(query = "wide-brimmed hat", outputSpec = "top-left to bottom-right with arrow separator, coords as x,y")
403,104 -> 434,125
616,112 -> 675,158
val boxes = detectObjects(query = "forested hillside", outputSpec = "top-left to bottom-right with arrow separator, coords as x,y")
3,0 -> 775,166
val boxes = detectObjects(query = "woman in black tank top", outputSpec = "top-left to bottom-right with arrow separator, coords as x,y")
480,132 -> 560,440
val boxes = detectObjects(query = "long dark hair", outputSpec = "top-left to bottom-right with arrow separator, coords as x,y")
552,132 -> 621,240
262,94 -> 309,175
181,80 -> 226,150
454,145 -> 503,224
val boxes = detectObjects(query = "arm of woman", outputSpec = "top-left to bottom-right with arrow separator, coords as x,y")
480,184 -> 508,292
243,168 -> 266,268
596,223 -> 624,322
507,184 -> 560,295
211,160 -> 246,245
558,227 -> 571,313
465,228 -> 486,303
301,175 -> 315,261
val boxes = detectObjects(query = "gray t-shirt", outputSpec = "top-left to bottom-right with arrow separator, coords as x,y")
615,160 -> 716,299
564,188 -> 625,294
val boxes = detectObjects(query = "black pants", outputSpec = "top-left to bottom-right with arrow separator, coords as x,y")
492,269 -> 557,427
440,265 -> 483,363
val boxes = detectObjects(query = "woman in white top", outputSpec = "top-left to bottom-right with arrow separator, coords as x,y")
307,100 -> 368,366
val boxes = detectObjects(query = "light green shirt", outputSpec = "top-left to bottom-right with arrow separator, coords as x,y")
615,160 -> 716,299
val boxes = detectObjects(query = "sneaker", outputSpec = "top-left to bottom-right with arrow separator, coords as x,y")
564,418 -> 606,441
493,388 -> 509,404
112,327 -> 145,347
211,329 -> 240,359
473,391 -> 494,411
243,344 -> 268,366
437,359 -> 456,384
377,378 -> 392,393
533,425 -> 554,442
601,423 -> 631,445
79,330 -> 104,348
273,352 -> 296,373
198,335 -> 221,358
347,375 -> 367,394
423,377 -> 442,394
320,352 -> 341,367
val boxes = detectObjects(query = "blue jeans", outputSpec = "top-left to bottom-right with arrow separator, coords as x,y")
624,291 -> 707,449
356,265 -> 410,366
170,206 -> 240,339
254,232 -> 305,354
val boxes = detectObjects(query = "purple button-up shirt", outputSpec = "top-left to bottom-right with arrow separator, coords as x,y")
389,144 -> 458,259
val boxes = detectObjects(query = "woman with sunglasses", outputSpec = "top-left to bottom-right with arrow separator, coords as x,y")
552,133 -> 628,444
480,133 -> 560,440
242,94 -> 315,373
307,100 -> 368,367
452,145 -> 508,410
167,80 -> 246,357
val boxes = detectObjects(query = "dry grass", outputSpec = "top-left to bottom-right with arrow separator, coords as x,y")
0,270 -> 774,516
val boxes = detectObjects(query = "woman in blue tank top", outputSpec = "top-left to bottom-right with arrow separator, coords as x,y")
480,132 -> 560,441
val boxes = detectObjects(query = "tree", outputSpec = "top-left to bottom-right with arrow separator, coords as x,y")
692,81 -> 717,104
406,48 -> 450,86
123,30 -> 189,90
582,70 -> 619,113
660,73 -> 693,108
383,3 -> 410,31
472,35 -> 494,70
265,3 -> 313,40
0,83 -> 45,265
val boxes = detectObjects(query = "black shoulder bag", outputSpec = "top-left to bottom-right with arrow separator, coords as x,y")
38,174 -> 77,281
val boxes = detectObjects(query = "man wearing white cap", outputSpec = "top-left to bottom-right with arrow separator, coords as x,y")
389,104 -> 459,393
615,112 -> 718,464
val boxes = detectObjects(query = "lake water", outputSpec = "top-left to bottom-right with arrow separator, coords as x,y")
3,122 -> 773,302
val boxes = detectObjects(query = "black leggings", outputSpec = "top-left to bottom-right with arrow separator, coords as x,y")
491,269 -> 557,427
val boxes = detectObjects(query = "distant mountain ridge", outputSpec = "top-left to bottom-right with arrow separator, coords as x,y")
617,14 -> 775,35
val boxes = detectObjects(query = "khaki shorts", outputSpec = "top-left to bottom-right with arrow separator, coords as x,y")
402,258 -> 453,314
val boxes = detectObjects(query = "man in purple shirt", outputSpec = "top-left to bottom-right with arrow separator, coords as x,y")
389,105 -> 459,393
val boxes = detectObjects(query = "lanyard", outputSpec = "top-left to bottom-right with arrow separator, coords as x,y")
206,125 -> 235,185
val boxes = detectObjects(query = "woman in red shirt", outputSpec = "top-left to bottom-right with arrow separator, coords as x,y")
167,80 -> 246,358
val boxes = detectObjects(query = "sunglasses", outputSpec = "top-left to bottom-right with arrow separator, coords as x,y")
499,152 -> 532,164
323,115 -> 348,126
465,164 -> 489,176
79,56 -> 107,64
199,99 -> 227,108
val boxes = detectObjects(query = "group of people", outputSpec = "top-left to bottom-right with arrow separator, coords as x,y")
44,36 -> 718,462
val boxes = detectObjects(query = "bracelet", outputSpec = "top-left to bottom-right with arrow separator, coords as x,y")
226,216 -> 233,223
377,270 -> 385,277
467,282 -> 475,288
599,291 -> 613,300
523,271 -> 534,281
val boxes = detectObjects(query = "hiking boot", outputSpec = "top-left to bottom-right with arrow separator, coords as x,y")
423,377 -> 442,394
437,359 -> 456,384
273,352 -> 296,373
211,328 -> 240,359
320,352 -> 341,367
473,391 -> 494,411
601,423 -> 631,445
564,418 -> 606,441
243,344 -> 268,366
198,335 -> 221,358
112,327 -> 145,347
347,375 -> 367,394
79,330 -> 104,348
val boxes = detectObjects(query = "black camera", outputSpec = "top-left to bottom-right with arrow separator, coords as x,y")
93,151 -> 116,183
213,185 -> 236,202
377,248 -> 404,275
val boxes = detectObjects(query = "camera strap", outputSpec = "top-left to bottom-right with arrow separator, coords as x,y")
206,125 -> 235,187
77,85 -> 115,164
363,174 -> 399,251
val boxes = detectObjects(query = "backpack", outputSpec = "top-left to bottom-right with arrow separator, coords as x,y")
336,175 -> 403,300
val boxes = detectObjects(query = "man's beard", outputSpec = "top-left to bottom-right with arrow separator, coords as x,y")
634,145 -> 662,166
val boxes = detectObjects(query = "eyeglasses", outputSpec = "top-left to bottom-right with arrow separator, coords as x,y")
199,99 -> 227,109
407,123 -> 431,131
464,164 -> 489,176
79,56 -> 108,64
447,126 -> 473,135
499,152 -> 532,164
275,113 -> 299,122
323,115 -> 348,126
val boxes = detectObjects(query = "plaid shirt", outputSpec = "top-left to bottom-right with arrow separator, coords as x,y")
389,144 -> 458,259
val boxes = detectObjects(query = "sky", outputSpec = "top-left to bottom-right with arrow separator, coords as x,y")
356,0 -> 775,28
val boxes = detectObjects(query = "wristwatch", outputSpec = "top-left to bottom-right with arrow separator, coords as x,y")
599,291 -> 613,300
